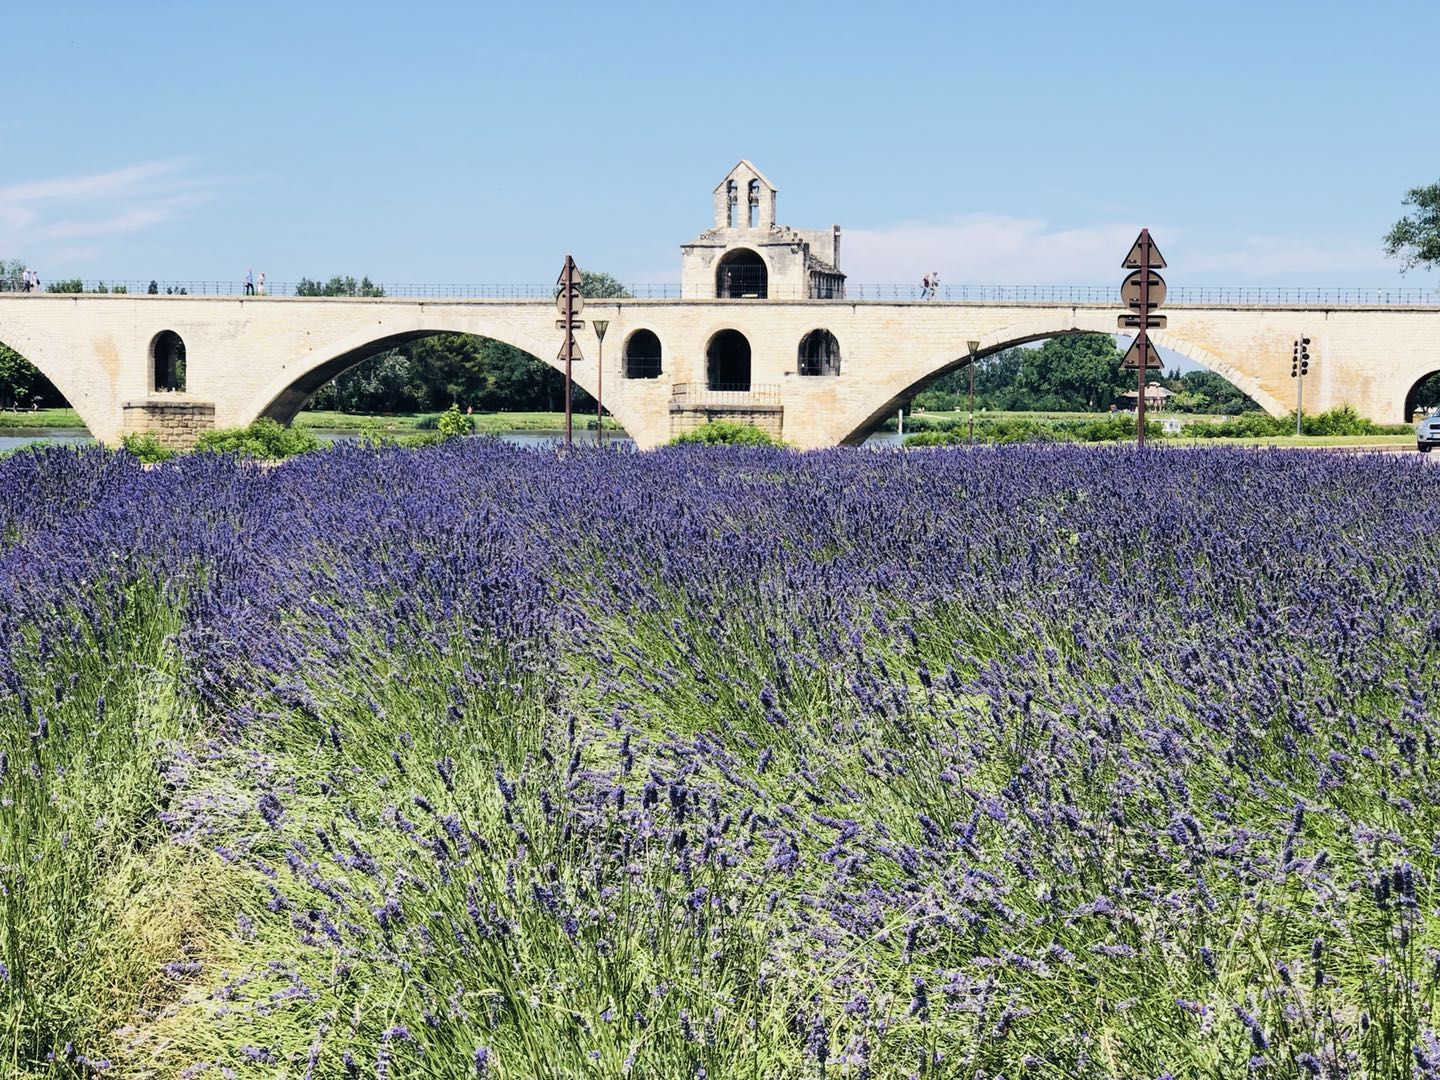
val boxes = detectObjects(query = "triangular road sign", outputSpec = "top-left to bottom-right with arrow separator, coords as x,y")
1121,229 -> 1167,270
557,333 -> 584,362
1122,336 -> 1163,369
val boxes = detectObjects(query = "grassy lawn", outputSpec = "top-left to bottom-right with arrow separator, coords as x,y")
914,408 -> 1237,424
0,407 -> 85,429
295,410 -> 619,433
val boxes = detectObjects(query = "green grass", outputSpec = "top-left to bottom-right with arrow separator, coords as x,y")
0,408 -> 86,430
0,584 -> 195,1075
295,410 -> 621,434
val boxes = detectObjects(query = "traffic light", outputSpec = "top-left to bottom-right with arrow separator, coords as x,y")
1299,337 -> 1310,377
1292,341 -> 1299,378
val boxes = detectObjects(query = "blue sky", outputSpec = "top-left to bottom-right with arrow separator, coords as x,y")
2,0 -> 1436,290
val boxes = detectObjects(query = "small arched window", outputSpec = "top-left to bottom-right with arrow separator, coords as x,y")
624,330 -> 662,379
726,180 -> 738,228
747,180 -> 760,228
798,330 -> 841,376
151,330 -> 187,392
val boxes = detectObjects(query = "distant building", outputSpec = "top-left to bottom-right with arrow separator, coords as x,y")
1122,384 -> 1173,411
680,160 -> 845,301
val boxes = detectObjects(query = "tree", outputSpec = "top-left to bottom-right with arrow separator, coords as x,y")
578,268 -> 631,299
294,276 -> 386,297
1384,182 -> 1440,271
0,259 -> 24,292
304,269 -> 627,415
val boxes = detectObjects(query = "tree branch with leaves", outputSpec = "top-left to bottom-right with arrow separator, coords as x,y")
1384,182 -> 1440,271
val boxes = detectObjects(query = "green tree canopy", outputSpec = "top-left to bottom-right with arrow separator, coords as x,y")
308,270 -> 630,414
1384,182 -> 1440,271
578,268 -> 631,299
294,276 -> 386,297
912,335 -> 1260,415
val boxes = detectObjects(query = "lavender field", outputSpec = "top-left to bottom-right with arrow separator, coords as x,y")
2,441 -> 1440,1078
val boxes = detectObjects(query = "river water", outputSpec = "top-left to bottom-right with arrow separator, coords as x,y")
0,429 -> 907,453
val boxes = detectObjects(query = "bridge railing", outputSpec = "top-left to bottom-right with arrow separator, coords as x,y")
672,383 -> 782,408
4,280 -> 1440,307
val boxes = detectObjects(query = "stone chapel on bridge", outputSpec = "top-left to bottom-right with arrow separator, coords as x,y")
679,161 -> 845,301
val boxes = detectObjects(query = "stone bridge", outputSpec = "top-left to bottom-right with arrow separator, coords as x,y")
1,292 -> 1438,449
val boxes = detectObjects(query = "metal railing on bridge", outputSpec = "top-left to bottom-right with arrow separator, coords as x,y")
672,383 -> 782,408
3,279 -> 1439,307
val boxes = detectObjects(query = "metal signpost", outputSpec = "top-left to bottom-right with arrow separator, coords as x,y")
555,256 -> 584,448
1291,335 -> 1311,435
1119,230 -> 1167,447
966,339 -> 980,444
593,319 -> 610,446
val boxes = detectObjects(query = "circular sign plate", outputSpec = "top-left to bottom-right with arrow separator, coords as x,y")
556,287 -> 585,317
1121,270 -> 1166,310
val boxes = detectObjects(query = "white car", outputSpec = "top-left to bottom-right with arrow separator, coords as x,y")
1418,414 -> 1440,452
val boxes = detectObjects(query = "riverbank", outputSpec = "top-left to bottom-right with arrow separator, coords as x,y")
0,407 -> 85,428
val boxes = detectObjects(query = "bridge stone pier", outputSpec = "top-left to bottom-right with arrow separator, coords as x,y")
2,292 -> 1439,449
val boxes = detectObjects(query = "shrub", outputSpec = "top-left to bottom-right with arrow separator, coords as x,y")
668,420 -> 783,447
903,415 -> 1160,448
1181,406 -> 1410,439
195,417 -> 321,460
436,404 -> 471,440
416,410 -> 476,433
120,433 -> 176,463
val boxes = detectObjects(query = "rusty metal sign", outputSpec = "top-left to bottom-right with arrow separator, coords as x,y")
1120,229 -> 1166,447
556,333 -> 584,362
1121,336 -> 1163,369
1121,270 -> 1167,310
556,256 -> 583,446
1122,232 -> 1167,269
1118,313 -> 1167,330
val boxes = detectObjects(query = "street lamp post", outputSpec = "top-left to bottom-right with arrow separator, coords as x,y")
966,340 -> 980,444
593,319 -> 610,445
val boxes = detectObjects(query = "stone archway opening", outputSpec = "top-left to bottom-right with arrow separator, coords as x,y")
151,330 -> 187,392
0,336 -> 71,414
837,331 -> 1271,445
624,330 -> 662,379
1405,370 -> 1440,421
716,249 -> 767,299
706,330 -> 752,391
798,330 -> 841,376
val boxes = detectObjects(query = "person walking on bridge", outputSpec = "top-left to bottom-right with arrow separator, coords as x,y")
244,269 -> 254,295
257,271 -> 266,296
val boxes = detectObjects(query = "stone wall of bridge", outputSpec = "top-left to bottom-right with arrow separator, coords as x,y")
2,294 -> 1439,450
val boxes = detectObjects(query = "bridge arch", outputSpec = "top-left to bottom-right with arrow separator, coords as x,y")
1404,369 -> 1440,421
0,328 -> 102,437
245,317 -> 640,439
831,312 -> 1289,446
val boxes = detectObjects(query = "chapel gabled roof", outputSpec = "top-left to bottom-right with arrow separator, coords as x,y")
712,159 -> 779,195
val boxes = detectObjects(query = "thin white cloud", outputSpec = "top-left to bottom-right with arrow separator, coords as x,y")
0,161 -> 183,205
0,160 -> 215,269
39,207 -> 173,241
844,213 -> 1143,284
843,212 -> 1394,285
1182,235 -> 1389,277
